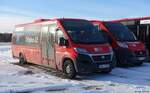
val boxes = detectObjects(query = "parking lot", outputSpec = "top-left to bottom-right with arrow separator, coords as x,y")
0,43 -> 150,93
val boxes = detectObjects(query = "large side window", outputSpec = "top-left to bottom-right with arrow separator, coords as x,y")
13,27 -> 25,45
16,32 -> 25,44
24,25 -> 41,47
48,24 -> 57,45
41,26 -> 49,44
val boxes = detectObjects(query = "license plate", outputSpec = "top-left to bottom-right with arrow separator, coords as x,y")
138,57 -> 146,60
99,64 -> 110,69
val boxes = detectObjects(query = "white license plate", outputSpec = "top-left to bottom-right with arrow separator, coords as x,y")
99,64 -> 110,69
138,57 -> 146,60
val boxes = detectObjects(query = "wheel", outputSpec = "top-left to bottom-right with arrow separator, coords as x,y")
112,53 -> 117,68
101,68 -> 112,74
115,51 -> 128,67
117,56 -> 128,67
63,60 -> 76,79
19,53 -> 26,65
114,52 -> 122,66
136,62 -> 143,66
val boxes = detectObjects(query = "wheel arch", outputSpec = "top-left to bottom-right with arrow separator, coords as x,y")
19,52 -> 27,62
61,56 -> 78,73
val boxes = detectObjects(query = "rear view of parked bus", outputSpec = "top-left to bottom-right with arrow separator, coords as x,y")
92,21 -> 149,66
12,18 -> 115,78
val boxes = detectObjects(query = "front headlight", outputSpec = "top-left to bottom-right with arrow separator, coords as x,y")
117,42 -> 128,48
109,46 -> 113,53
74,48 -> 88,54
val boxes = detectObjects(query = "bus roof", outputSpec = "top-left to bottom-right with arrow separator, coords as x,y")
110,16 -> 150,22
15,18 -> 88,27
91,20 -> 119,24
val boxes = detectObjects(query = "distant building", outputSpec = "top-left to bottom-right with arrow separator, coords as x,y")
0,33 -> 12,42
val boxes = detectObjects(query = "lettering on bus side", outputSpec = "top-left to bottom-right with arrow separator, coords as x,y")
13,25 -> 41,47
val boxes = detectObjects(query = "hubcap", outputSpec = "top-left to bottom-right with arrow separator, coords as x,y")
19,56 -> 24,64
66,65 -> 71,74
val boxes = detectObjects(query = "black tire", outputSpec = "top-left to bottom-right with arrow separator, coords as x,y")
136,62 -> 143,66
19,53 -> 26,65
112,53 -> 117,68
117,57 -> 128,67
101,68 -> 112,74
63,60 -> 76,79
115,51 -> 128,67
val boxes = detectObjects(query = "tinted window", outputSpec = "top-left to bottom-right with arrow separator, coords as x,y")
15,32 -> 25,44
55,29 -> 65,44
61,20 -> 107,44
48,24 -> 57,45
24,25 -> 41,46
105,22 -> 137,41
13,27 -> 25,44
13,25 -> 41,47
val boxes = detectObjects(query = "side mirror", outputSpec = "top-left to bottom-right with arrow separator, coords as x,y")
59,37 -> 69,46
55,27 -> 61,31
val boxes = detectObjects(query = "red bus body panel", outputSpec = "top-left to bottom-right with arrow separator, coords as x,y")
91,20 -> 146,51
91,20 -> 148,65
12,45 -> 42,65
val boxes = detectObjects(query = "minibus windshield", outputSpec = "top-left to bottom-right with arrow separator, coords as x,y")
61,20 -> 107,44
104,22 -> 137,42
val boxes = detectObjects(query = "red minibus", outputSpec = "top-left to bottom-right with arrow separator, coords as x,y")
12,18 -> 115,78
91,20 -> 149,66
111,17 -> 150,59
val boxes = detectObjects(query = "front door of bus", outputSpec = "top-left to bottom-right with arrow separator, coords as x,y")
55,29 -> 67,70
41,25 -> 56,68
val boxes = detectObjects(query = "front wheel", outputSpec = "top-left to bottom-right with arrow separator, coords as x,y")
101,68 -> 112,74
135,62 -> 143,66
63,60 -> 76,79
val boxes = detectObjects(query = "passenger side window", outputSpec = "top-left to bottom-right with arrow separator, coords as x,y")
14,27 -> 25,45
24,25 -> 40,46
55,29 -> 65,44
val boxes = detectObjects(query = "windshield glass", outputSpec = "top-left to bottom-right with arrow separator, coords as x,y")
61,19 -> 107,44
104,22 -> 137,41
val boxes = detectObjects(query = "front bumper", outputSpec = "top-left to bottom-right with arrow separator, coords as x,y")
128,57 -> 148,64
115,48 -> 149,65
74,53 -> 114,73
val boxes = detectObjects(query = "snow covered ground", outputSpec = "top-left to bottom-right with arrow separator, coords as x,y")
0,43 -> 150,93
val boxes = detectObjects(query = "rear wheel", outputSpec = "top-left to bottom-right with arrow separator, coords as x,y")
136,62 -> 143,66
115,51 -> 128,67
112,53 -> 117,68
117,57 -> 128,67
101,68 -> 112,74
63,60 -> 76,79
19,53 -> 27,65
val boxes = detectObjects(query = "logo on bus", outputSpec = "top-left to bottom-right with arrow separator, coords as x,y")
94,48 -> 101,52
132,44 -> 136,47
